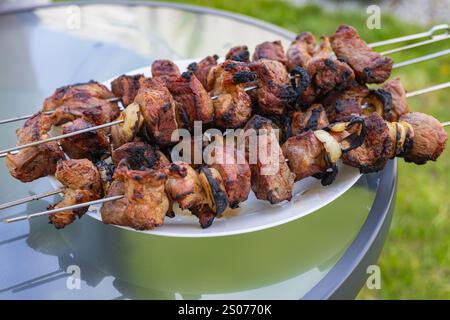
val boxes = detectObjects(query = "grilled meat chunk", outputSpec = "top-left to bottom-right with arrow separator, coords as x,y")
226,45 -> 250,62
206,137 -> 251,208
151,59 -> 181,83
95,160 -> 115,195
164,71 -> 214,129
322,82 -> 369,122
165,162 -> 206,210
100,160 -> 185,230
207,60 -> 253,128
49,159 -> 102,229
330,25 -> 393,84
286,32 -> 315,70
400,112 -> 448,165
305,36 -> 355,96
187,55 -> 219,89
253,40 -> 287,65
250,59 -> 294,116
291,104 -> 329,135
282,130 -> 328,181
380,77 -> 410,122
43,81 -> 115,111
54,159 -> 102,193
134,78 -> 179,146
50,96 -> 120,126
6,112 -> 64,182
243,115 -> 295,204
111,142 -> 169,169
342,113 -> 392,173
60,117 -> 110,161
111,74 -> 145,106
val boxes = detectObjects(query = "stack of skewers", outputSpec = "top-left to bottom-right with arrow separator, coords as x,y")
0,25 -> 448,230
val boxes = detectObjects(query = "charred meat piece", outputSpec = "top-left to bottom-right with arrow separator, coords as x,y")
206,137 -> 251,208
399,112 -> 448,165
342,113 -> 392,173
6,112 -> 64,182
134,78 -> 179,146
282,130 -> 328,181
381,77 -> 410,122
112,141 -> 169,170
226,45 -> 250,63
291,104 -> 329,135
243,115 -> 295,204
187,55 -> 219,89
151,59 -> 181,83
111,74 -> 145,106
100,160 -> 185,230
286,32 -> 315,70
165,162 -> 207,210
190,205 -> 216,229
49,159 -> 102,229
331,25 -> 393,84
164,71 -> 214,129
55,159 -> 102,193
305,36 -> 355,96
60,117 -> 110,161
111,102 -> 144,148
50,96 -> 120,126
250,59 -> 295,116
95,160 -> 115,195
48,189 -> 98,229
253,40 -> 287,65
43,81 -> 115,111
207,60 -> 254,128
322,82 -> 369,122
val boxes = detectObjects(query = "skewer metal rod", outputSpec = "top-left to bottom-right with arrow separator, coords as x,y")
393,49 -> 450,69
0,119 -> 124,156
5,116 -> 450,222
369,24 -> 449,48
380,34 -> 450,55
0,25 -> 446,126
0,188 -> 64,211
3,195 -> 124,223
406,82 -> 450,98
0,111 -> 54,125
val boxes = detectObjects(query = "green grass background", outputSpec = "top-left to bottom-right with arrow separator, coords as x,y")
158,0 -> 450,299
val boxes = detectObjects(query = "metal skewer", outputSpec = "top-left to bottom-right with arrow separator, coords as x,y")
3,195 -> 124,223
0,188 -> 64,210
1,79 -> 449,212
4,115 -> 450,223
0,78 -> 448,159
2,24 -> 448,126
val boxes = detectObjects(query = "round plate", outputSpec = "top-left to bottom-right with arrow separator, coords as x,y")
49,59 -> 361,237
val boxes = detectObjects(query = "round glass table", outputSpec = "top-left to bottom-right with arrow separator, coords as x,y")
0,1 -> 396,300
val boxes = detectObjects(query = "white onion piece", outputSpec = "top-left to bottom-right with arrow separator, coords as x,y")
314,130 -> 342,164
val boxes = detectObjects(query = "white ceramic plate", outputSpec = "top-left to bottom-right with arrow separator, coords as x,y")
49,59 -> 361,237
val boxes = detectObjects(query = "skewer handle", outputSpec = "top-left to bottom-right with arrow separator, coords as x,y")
0,188 -> 64,211
3,195 -> 124,223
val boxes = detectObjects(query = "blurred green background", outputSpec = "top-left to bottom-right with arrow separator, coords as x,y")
154,0 -> 449,299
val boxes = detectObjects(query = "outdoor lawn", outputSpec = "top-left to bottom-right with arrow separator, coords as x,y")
158,0 -> 450,299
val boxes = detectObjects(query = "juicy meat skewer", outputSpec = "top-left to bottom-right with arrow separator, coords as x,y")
330,25 -> 393,84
